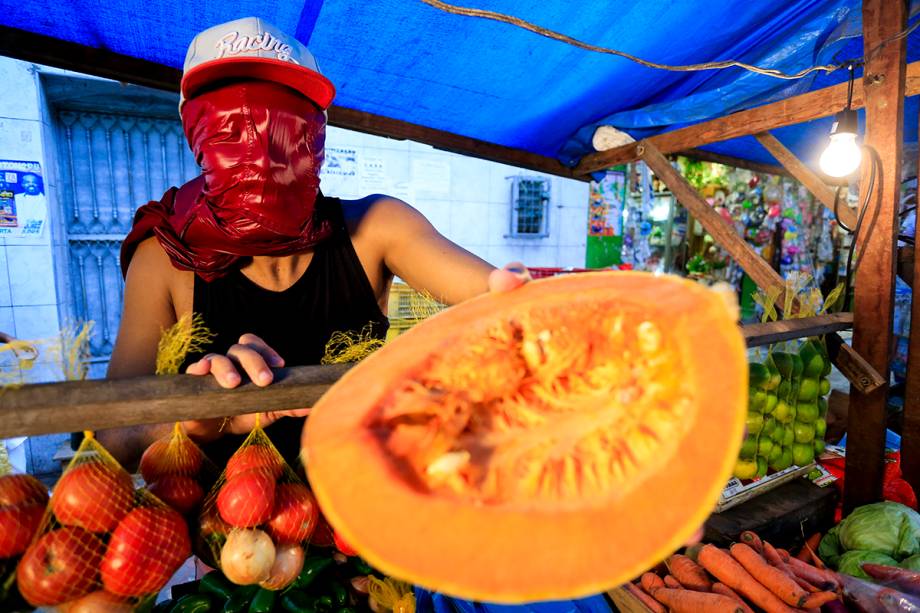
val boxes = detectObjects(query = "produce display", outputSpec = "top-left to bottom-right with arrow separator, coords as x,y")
735,338 -> 831,480
141,423 -> 216,517
12,433 -> 191,610
197,424 -> 319,593
305,272 -> 748,602
0,472 -> 48,603
819,502 -> 920,579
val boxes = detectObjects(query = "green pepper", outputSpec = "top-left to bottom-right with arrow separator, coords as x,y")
293,557 -> 334,589
199,572 -> 235,601
223,585 -> 260,613
152,599 -> 175,613
330,583 -> 347,607
337,608 -> 356,613
282,591 -> 317,613
315,595 -> 334,612
248,588 -> 277,613
170,594 -> 213,613
351,558 -> 374,575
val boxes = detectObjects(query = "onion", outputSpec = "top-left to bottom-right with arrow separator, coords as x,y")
221,529 -> 276,585
58,591 -> 133,613
259,543 -> 305,590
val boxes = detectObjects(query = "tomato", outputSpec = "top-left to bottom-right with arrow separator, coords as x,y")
0,473 -> 48,506
225,445 -> 283,481
217,469 -> 276,528
333,531 -> 358,557
310,512 -> 335,547
59,590 -> 133,613
51,462 -> 134,533
16,527 -> 104,606
101,506 -> 191,597
139,437 -> 203,483
0,502 -> 44,558
148,475 -> 204,515
266,483 -> 318,544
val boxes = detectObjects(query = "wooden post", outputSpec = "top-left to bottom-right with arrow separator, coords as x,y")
900,145 -> 920,494
754,132 -> 858,229
844,0 -> 907,514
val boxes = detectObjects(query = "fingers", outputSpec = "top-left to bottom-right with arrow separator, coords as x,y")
185,354 -> 241,388
226,343 -> 273,387
238,333 -> 285,367
488,262 -> 532,293
685,527 -> 704,546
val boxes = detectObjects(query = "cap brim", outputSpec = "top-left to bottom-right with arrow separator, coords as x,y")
181,57 -> 336,109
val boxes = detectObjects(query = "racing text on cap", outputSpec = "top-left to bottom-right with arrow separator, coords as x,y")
215,30 -> 299,64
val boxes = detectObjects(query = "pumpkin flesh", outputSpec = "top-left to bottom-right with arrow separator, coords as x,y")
304,272 -> 747,603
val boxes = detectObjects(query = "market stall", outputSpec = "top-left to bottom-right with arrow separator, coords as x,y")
0,0 -> 918,611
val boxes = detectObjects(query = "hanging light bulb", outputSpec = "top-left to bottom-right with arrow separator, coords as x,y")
819,110 -> 862,178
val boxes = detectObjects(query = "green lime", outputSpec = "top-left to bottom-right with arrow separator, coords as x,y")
771,426 -> 784,444
756,456 -> 768,478
772,352 -> 795,379
820,378 -> 831,396
749,362 -> 771,389
758,437 -> 774,457
777,379 -> 792,400
815,418 -> 827,439
794,422 -> 815,444
808,468 -> 822,480
773,448 -> 794,471
734,459 -> 758,480
763,416 -> 777,437
796,402 -> 819,423
798,341 -> 826,379
739,436 -> 758,459
814,439 -> 826,455
750,390 -> 768,413
773,400 -> 793,424
798,379 -> 820,402
791,354 -> 804,378
769,444 -> 783,464
764,393 -> 779,414
783,427 -> 795,447
818,396 -> 828,417
793,442 -> 815,466
746,412 -> 764,435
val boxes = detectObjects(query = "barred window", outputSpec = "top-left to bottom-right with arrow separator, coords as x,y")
510,176 -> 550,238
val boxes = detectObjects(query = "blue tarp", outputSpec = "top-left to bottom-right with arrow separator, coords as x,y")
3,0 -> 920,169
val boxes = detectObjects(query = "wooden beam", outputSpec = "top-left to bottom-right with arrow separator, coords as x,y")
754,132 -> 858,229
844,0 -> 907,514
743,313 -> 854,347
680,148 -> 791,178
641,140 -> 884,394
0,25 -> 581,181
575,61 -> 920,175
639,141 -> 788,307
0,364 -> 351,439
328,107 -> 582,180
900,180 -> 920,490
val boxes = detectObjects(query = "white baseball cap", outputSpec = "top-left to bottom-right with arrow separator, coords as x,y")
180,17 -> 336,109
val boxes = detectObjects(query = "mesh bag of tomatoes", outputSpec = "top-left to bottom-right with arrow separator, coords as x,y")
197,425 -> 322,592
140,422 -> 218,519
14,433 -> 192,611
0,467 -> 48,604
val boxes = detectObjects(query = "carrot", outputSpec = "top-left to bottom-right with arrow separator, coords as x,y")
762,542 -> 787,567
796,534 -> 822,562
862,564 -> 920,597
800,591 -> 839,608
730,543 -> 811,607
641,573 -> 666,594
698,544 -> 797,613
650,587 -> 745,613
625,581 -> 666,613
786,557 -> 840,591
664,575 -> 682,589
712,582 -> 755,613
740,531 -> 764,554
777,548 -> 791,563
669,554 -> 713,591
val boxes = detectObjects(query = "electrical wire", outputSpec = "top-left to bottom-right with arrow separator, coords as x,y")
418,0 -> 841,79
841,145 -> 881,308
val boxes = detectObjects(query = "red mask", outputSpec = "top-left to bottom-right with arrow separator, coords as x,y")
121,81 -> 332,280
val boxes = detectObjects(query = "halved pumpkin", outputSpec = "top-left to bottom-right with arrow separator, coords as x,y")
304,272 -> 747,603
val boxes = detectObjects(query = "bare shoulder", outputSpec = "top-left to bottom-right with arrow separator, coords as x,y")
126,237 -> 193,316
340,195 -> 432,243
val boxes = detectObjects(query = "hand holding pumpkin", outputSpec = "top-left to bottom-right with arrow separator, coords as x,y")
488,261 -> 532,293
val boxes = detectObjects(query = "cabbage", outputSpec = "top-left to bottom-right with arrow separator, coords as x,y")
837,502 -> 920,561
837,550 -> 899,579
902,554 -> 920,572
819,526 -> 843,569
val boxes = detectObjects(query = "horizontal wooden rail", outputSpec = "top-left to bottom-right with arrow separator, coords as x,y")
742,313 -> 854,347
0,364 -> 352,439
0,314 -> 859,440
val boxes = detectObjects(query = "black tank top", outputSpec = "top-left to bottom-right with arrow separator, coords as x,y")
182,196 -> 389,470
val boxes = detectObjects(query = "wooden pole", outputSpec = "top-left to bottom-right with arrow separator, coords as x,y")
900,151 -> 920,493
754,132 -> 858,229
844,0 -> 907,514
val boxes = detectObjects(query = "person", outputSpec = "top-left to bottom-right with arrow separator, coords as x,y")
12,173 -> 46,237
98,17 -> 528,469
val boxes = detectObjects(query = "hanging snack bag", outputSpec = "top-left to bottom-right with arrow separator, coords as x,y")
15,433 -> 192,610
198,421 -> 319,591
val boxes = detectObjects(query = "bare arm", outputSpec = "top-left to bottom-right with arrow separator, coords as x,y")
362,197 -> 502,305
97,238 -> 178,467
